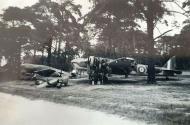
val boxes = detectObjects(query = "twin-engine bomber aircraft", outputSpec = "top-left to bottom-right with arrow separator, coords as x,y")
71,56 -> 182,83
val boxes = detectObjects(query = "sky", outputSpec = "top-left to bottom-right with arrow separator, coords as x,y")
0,0 -> 38,11
0,0 -> 91,14
0,0 -> 188,37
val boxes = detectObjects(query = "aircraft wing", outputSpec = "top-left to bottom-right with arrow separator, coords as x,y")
20,63 -> 70,80
160,67 -> 182,76
72,63 -> 87,70
71,58 -> 88,63
21,64 -> 69,74
21,63 -> 51,72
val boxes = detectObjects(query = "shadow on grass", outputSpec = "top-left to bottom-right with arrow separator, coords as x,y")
70,75 -> 190,88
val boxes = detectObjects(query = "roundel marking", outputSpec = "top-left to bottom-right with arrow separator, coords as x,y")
139,67 -> 145,73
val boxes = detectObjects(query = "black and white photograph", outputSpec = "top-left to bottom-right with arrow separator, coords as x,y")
0,0 -> 190,125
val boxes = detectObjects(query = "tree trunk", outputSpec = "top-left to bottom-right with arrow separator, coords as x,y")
17,43 -> 22,79
147,0 -> 156,84
47,37 -> 53,66
10,42 -> 21,79
41,48 -> 45,65
33,49 -> 37,63
58,38 -> 62,56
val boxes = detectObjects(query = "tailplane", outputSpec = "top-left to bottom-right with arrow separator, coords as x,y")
162,56 -> 182,75
163,56 -> 176,70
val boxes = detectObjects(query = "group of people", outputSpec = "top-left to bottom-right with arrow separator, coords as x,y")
87,56 -> 109,85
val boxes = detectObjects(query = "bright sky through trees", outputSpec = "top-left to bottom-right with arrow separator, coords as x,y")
0,0 -> 187,37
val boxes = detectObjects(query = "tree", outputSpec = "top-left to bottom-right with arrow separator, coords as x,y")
1,7 -> 32,78
88,0 -> 172,83
86,0 -> 140,58
22,0 -> 83,68
133,0 -> 168,83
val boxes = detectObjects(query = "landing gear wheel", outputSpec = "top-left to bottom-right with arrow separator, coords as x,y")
125,74 -> 128,78
165,76 -> 169,80
103,76 -> 108,84
35,80 -> 40,85
56,82 -> 62,89
64,82 -> 68,86
94,80 -> 98,85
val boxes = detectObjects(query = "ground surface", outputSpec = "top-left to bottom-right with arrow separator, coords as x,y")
0,92 -> 144,125
0,75 -> 190,125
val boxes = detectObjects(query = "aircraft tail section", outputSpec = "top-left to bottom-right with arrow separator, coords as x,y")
163,56 -> 176,70
162,56 -> 182,75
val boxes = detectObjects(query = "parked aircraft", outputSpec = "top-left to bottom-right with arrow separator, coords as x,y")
33,68 -> 69,88
108,57 -> 136,77
71,56 -> 182,83
71,56 -> 137,84
20,63 -> 70,88
88,56 -> 138,84
71,56 -> 136,78
135,56 -> 182,79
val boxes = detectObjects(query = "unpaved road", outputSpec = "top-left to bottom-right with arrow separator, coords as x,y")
0,75 -> 190,125
0,92 -> 146,125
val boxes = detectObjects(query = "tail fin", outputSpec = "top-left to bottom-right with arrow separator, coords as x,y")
163,56 -> 176,70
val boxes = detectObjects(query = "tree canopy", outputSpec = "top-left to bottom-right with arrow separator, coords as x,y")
0,0 -> 190,79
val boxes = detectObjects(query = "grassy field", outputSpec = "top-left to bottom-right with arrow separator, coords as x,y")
0,75 -> 190,125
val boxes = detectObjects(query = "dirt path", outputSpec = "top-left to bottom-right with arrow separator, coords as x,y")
0,76 -> 190,125
0,92 -> 146,125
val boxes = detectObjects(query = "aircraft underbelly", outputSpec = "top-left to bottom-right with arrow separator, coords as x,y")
110,66 -> 130,75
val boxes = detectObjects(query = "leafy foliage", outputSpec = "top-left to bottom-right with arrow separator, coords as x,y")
0,0 -> 85,75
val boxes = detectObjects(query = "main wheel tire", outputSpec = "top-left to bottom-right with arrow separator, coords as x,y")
65,82 -> 68,86
125,74 -> 128,78
103,76 -> 108,84
35,80 -> 40,85
57,82 -> 62,89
